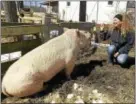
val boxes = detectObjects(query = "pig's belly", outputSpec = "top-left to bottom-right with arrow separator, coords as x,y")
42,59 -> 65,82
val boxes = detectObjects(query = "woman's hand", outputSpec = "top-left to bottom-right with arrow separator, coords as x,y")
93,26 -> 96,32
100,24 -> 105,31
114,52 -> 119,57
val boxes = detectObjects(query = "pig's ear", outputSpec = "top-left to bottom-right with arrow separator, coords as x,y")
76,29 -> 80,37
63,27 -> 69,32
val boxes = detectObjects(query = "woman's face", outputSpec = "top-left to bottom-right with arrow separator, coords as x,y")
113,18 -> 122,28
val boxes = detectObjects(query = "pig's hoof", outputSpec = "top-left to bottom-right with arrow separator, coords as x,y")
66,76 -> 72,81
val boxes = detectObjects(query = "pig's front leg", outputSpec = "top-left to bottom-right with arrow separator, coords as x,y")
65,56 -> 76,81
66,73 -> 72,81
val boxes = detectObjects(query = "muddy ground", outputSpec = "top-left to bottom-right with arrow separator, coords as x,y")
1,47 -> 135,103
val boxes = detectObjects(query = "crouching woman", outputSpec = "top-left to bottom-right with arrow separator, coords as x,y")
100,14 -> 135,66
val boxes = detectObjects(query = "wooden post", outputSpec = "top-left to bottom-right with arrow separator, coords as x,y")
79,1 -> 86,22
2,1 -> 18,22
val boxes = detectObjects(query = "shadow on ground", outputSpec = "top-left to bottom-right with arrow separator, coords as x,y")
72,59 -> 106,79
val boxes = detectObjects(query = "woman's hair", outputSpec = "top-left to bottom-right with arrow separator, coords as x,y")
108,13 -> 134,37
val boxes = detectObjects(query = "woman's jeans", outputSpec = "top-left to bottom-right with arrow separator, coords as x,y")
107,45 -> 128,65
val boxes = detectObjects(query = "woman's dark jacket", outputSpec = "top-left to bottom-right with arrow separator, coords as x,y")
99,28 -> 135,54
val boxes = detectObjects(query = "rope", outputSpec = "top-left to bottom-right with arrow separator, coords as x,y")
70,4 -> 79,21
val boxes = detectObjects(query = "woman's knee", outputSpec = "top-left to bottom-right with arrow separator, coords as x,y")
107,45 -> 116,54
117,54 -> 128,64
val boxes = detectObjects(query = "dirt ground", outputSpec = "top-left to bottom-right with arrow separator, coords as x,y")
1,47 -> 135,103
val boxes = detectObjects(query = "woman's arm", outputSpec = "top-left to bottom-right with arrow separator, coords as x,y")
118,31 -> 135,54
97,24 -> 112,41
99,30 -> 111,41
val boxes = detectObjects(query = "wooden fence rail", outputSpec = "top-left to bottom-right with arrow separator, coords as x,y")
1,22 -> 95,77
1,22 -> 44,76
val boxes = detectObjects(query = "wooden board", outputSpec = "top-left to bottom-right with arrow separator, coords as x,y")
1,22 -> 34,26
60,22 -> 94,31
1,39 -> 42,76
1,39 -> 42,54
1,60 -> 16,78
1,24 -> 44,36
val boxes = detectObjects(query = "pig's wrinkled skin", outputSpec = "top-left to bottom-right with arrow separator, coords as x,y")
2,29 -> 91,97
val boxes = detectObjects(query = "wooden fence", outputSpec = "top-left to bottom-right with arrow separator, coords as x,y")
1,22 -> 44,76
1,22 -> 94,77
